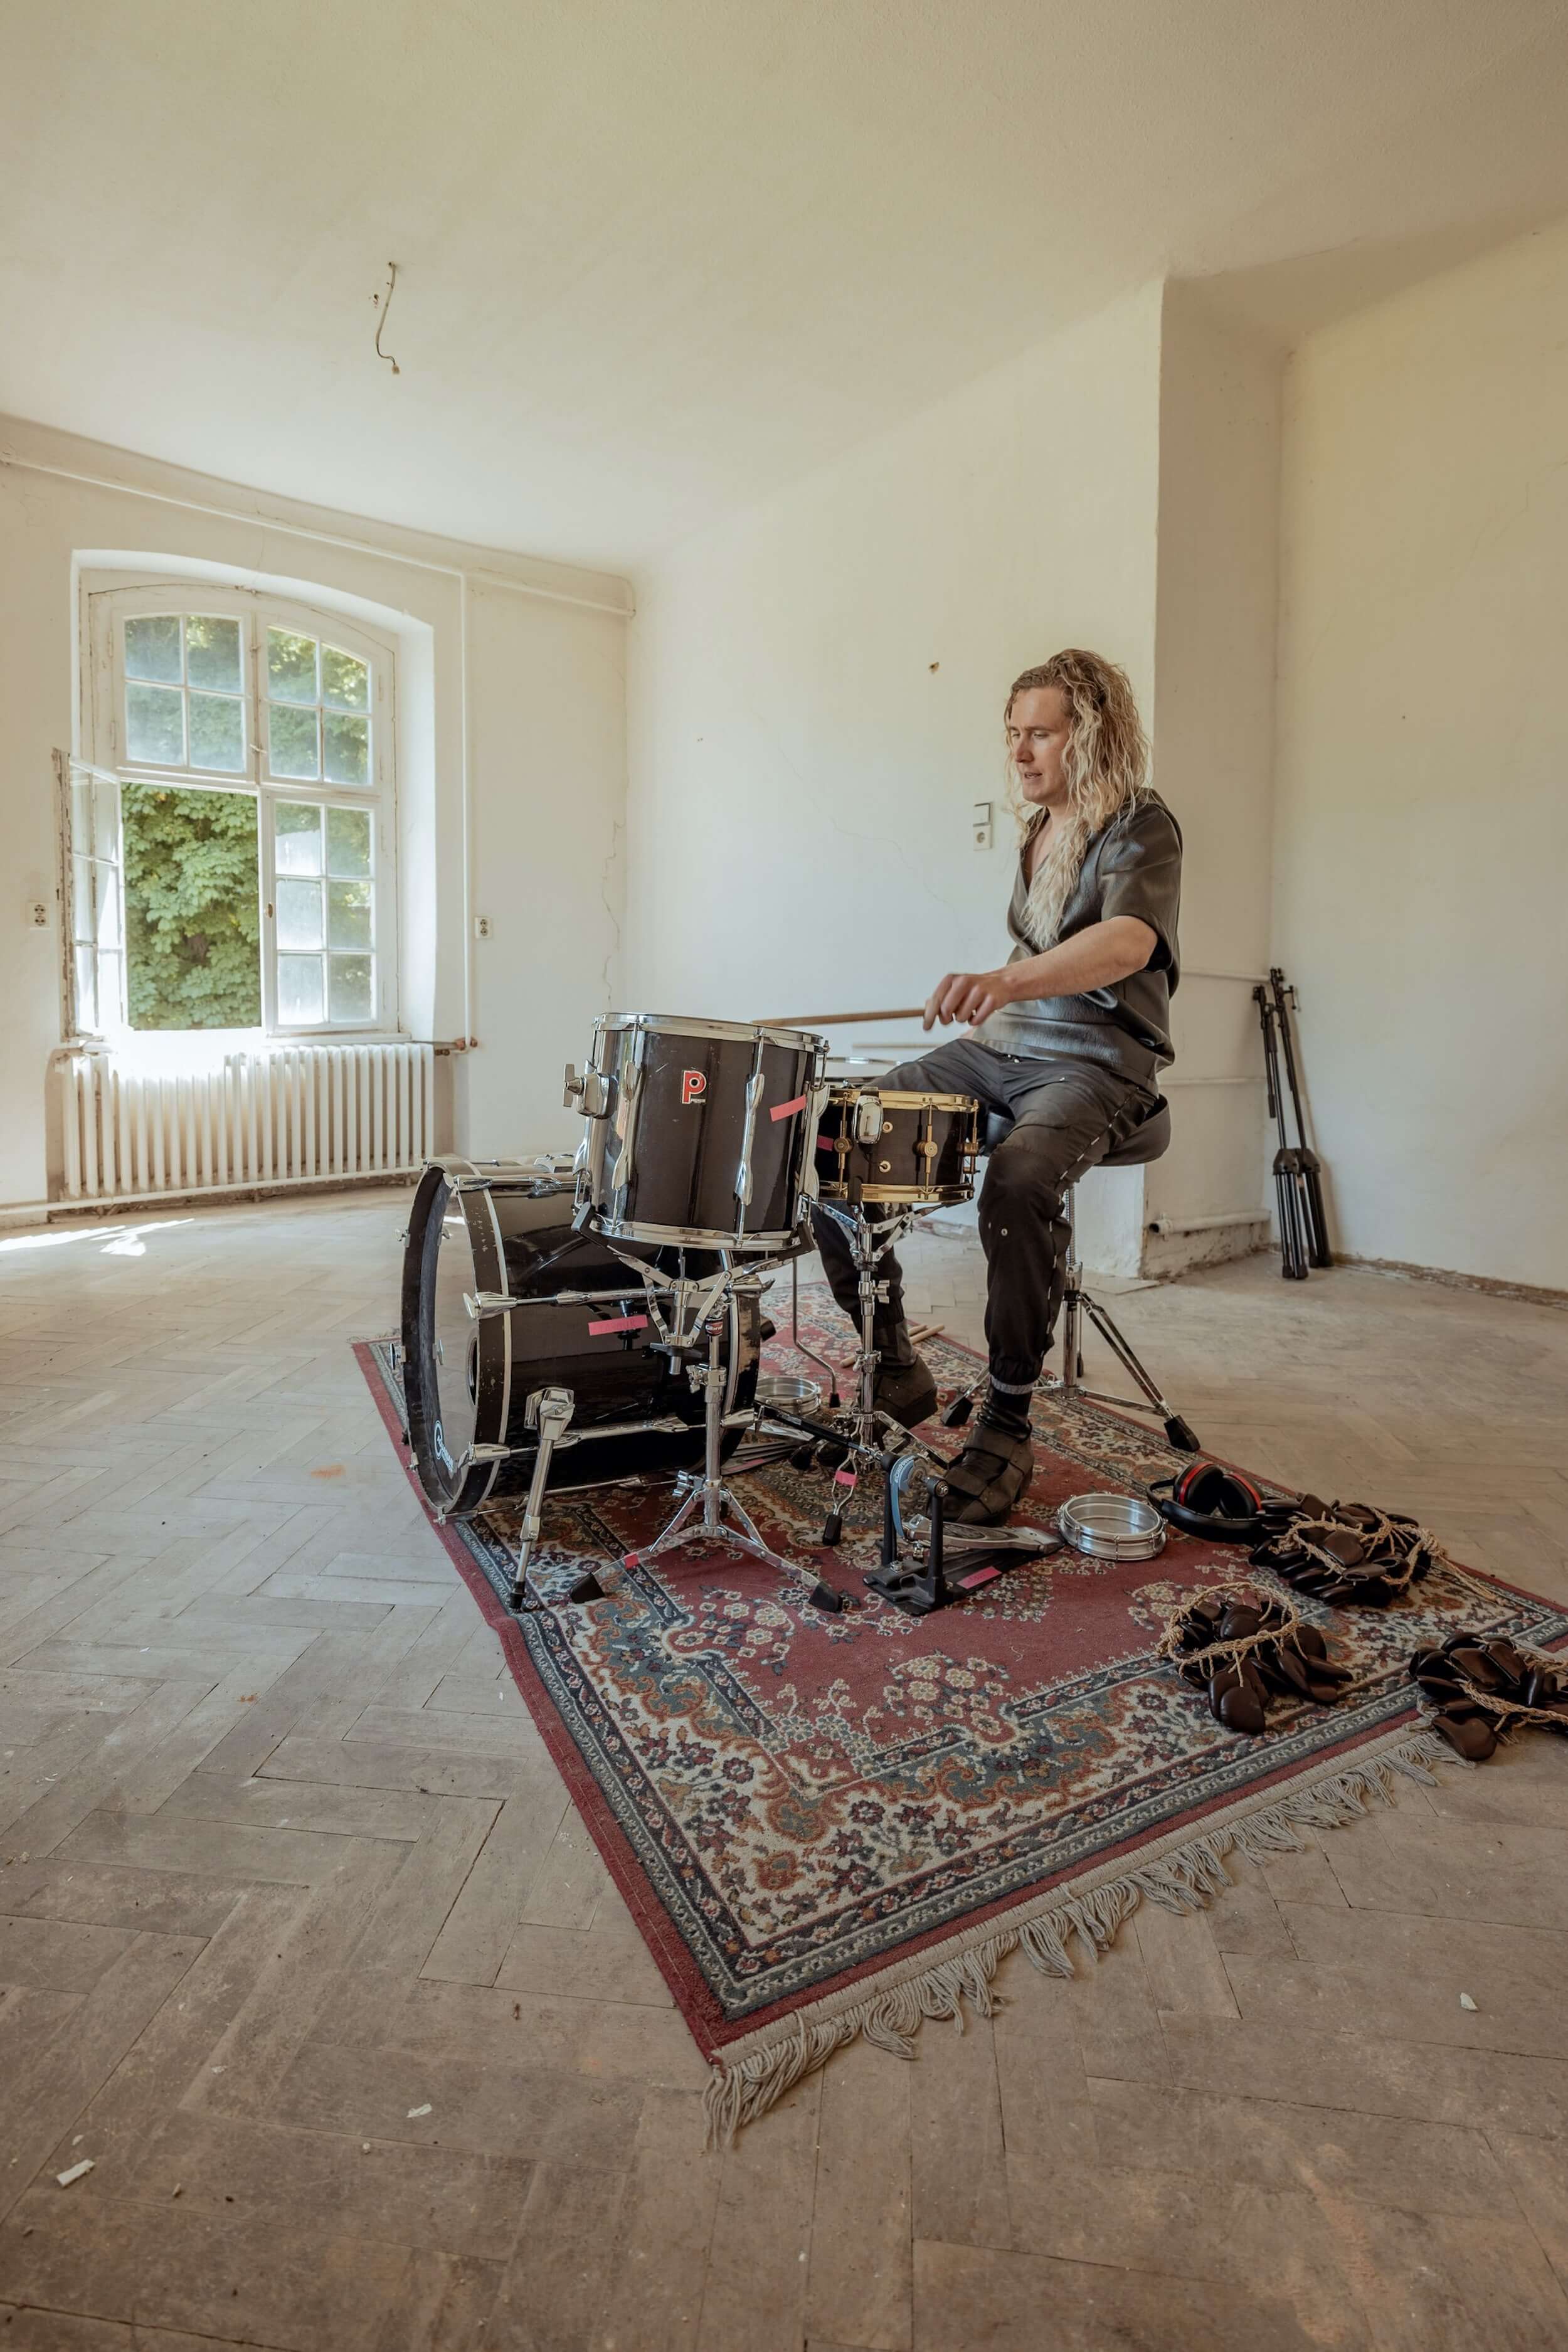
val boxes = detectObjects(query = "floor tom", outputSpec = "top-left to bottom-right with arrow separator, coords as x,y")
576,1014 -> 824,1252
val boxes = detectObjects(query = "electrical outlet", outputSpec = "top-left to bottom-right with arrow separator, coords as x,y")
473,915 -> 492,940
29,901 -> 49,928
972,801 -> 993,852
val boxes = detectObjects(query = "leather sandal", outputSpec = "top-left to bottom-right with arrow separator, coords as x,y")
939,1422 -> 1036,1526
1409,1630 -> 1568,1760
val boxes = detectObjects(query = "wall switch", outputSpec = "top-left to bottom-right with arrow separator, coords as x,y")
972,802 -> 993,852
473,915 -> 492,940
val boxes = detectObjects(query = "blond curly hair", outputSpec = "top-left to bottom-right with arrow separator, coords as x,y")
1005,650 -> 1150,950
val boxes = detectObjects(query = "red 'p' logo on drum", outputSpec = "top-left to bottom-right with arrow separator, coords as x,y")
681,1069 -> 706,1106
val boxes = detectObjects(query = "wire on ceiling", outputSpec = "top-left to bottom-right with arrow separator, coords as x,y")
374,262 -> 400,376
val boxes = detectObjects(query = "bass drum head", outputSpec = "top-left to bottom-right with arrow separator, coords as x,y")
400,1157 -> 766,1525
402,1160 -> 506,1518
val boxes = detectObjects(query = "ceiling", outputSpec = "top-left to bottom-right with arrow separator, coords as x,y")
3,0 -> 1567,569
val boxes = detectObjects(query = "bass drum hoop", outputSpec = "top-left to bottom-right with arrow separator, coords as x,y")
401,1157 -> 512,1518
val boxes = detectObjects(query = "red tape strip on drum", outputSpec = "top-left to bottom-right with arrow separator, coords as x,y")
770,1093 -> 807,1121
588,1313 -> 649,1336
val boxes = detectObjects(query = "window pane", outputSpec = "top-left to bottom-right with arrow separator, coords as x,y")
278,953 -> 324,1025
125,615 -> 182,683
121,780 -> 261,1030
329,955 -> 373,1023
275,802 -> 323,874
323,711 -> 369,787
186,615 -> 241,692
327,878 -> 371,951
72,853 -> 95,942
326,804 -> 371,876
98,951 -> 124,1027
277,876 -> 323,951
267,628 -> 319,702
189,691 -> 245,773
126,682 -> 185,765
268,703 -> 319,778
322,646 -> 369,710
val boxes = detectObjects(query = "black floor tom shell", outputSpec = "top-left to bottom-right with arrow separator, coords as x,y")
575,1014 -> 824,1252
401,1157 -> 760,1520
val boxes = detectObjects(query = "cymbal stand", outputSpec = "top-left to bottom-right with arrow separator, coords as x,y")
612,1252 -> 850,1613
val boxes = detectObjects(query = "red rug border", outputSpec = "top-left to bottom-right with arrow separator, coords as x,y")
351,1336 -> 1561,2065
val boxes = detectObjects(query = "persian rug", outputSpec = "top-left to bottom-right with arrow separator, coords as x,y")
354,1291 -> 1568,2137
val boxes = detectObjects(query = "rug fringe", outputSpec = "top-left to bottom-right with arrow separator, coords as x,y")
702,1725 -> 1456,2146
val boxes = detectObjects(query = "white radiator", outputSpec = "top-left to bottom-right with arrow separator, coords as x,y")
57,1043 -> 433,1204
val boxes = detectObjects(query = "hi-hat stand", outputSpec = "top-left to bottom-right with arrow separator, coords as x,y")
795,1199 -> 955,1545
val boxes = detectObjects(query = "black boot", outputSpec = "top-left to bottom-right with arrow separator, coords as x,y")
871,1317 -> 938,1429
940,1399 -> 1036,1526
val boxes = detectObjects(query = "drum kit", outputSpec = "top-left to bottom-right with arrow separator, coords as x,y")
399,1009 -> 1059,1618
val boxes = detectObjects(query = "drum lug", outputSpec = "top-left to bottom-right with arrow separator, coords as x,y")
386,1340 -> 401,1370
452,1175 -> 496,1194
463,1290 -> 523,1319
854,1094 -> 884,1144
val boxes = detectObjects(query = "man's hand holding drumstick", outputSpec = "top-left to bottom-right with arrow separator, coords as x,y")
922,916 -> 1160,1032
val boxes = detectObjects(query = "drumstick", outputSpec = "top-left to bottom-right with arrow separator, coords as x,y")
762,1007 -> 926,1027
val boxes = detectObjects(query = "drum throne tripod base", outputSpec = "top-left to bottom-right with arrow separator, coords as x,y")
940,1106 -> 1200,1456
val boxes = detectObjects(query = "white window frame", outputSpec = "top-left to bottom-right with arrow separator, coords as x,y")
80,577 -> 401,1041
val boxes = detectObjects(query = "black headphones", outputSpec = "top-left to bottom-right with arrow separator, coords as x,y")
1148,1459 -> 1266,1545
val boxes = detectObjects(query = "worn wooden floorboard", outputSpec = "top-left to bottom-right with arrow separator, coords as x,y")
0,1190 -> 1565,2349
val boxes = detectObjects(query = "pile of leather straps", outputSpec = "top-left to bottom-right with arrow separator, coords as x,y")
1409,1634 -> 1568,1761
1251,1493 -> 1446,1606
1158,1579 -> 1351,1734
1155,1479 -> 1568,1758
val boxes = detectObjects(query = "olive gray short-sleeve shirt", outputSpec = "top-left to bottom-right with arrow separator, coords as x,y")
972,793 -> 1182,1079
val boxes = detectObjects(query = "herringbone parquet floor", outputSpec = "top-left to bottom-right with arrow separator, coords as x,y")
1,1190 -> 1566,2352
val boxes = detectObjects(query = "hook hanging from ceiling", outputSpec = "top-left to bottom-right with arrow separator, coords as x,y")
374,262 -> 400,376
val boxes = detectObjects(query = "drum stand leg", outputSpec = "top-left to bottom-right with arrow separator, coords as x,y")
509,1385 -> 590,1612
622,1316 -> 850,1614
1049,1187 -> 1199,1453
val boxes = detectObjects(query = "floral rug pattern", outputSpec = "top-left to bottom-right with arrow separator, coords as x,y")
358,1291 -> 1568,2058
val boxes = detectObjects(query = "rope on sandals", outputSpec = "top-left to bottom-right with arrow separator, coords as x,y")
1155,1577 -> 1303,1677
1274,1505 -> 1451,1598
1429,1647 -> 1568,1735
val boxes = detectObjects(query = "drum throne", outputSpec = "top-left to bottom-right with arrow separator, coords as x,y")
941,1101 -> 1199,1454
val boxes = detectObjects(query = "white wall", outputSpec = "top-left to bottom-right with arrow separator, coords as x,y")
627,289 -> 1163,1271
1273,220 -> 1568,1291
462,581 -> 627,1158
0,418 -> 629,1207
626,282 -> 1277,1274
1145,285 -> 1281,1272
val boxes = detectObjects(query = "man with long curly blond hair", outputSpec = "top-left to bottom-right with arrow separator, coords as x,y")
810,649 -> 1182,1525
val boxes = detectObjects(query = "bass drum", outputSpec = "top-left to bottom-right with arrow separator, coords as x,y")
401,1156 -> 761,1520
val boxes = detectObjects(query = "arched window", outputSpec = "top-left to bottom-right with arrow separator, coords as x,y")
70,578 -> 399,1038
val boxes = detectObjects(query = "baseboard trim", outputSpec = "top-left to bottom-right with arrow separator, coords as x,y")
3,1170 -> 414,1232
1338,1251 -> 1568,1311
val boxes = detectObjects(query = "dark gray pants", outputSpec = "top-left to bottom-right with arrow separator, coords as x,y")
810,1038 -> 1158,1396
